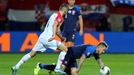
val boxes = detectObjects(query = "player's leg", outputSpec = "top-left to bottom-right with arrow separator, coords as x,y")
55,43 -> 67,70
12,39 -> 46,75
66,31 -> 75,47
34,63 -> 56,75
48,40 -> 67,70
71,67 -> 78,75
14,50 -> 37,69
61,48 -> 73,70
55,51 -> 66,70
58,43 -> 68,52
11,50 -> 37,75
70,60 -> 78,75
55,43 -> 71,71
46,40 -> 67,74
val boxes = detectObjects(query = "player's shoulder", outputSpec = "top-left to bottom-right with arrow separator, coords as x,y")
51,13 -> 58,18
86,45 -> 96,53
74,5 -> 81,11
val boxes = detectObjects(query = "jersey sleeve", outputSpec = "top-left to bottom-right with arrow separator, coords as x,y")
93,53 -> 100,60
55,16 -> 62,24
83,46 -> 92,58
75,6 -> 81,16
83,46 -> 96,58
83,50 -> 90,58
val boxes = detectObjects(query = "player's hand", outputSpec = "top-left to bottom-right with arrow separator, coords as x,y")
61,37 -> 66,42
48,37 -> 54,42
79,30 -> 83,36
48,35 -> 55,42
76,67 -> 80,73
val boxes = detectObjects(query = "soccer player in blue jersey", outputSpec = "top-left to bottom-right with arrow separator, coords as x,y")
62,0 -> 83,46
34,42 -> 109,75
55,0 -> 83,72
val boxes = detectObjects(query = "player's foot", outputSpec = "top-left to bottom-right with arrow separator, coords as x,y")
54,68 -> 66,75
34,63 -> 41,75
11,66 -> 17,75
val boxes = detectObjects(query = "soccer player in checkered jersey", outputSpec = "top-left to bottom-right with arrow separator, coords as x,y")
11,4 -> 68,75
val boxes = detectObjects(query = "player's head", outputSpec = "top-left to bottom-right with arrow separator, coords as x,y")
59,3 -> 68,15
68,0 -> 75,6
96,41 -> 108,54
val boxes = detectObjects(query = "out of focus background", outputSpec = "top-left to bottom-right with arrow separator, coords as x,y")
0,0 -> 134,53
0,0 -> 134,75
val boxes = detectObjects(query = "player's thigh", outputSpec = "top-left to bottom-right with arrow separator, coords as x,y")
32,40 -> 47,52
71,67 -> 78,75
47,40 -> 62,50
67,32 -> 75,42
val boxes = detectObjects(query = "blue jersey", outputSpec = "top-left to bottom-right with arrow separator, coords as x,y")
69,44 -> 99,59
62,5 -> 81,32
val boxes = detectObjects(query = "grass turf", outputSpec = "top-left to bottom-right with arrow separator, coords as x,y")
0,53 -> 134,75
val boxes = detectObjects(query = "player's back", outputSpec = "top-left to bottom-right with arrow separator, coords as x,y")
70,44 -> 90,59
40,12 -> 63,39
43,13 -> 57,35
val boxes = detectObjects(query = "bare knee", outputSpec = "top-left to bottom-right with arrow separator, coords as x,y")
71,71 -> 77,75
71,68 -> 78,75
29,50 -> 37,57
58,43 -> 68,52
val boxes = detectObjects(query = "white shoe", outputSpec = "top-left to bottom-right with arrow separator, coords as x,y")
54,68 -> 66,75
11,66 -> 17,75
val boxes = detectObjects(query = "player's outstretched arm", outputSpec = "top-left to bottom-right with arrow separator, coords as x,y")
96,59 -> 105,69
77,54 -> 86,73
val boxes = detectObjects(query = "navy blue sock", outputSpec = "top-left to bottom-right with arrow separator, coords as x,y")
39,64 -> 56,71
39,64 -> 47,69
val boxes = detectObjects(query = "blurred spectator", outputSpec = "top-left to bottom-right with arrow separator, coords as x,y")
0,0 -> 8,30
122,16 -> 133,32
35,4 -> 46,31
96,15 -> 111,31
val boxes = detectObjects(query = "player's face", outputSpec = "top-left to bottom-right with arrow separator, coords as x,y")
96,46 -> 106,54
68,0 -> 75,6
63,7 -> 68,15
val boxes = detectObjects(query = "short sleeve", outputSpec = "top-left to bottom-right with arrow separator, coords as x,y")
55,16 -> 62,23
75,6 -> 81,16
83,46 -> 96,58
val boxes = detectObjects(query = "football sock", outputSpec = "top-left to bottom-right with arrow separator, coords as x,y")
15,53 -> 31,69
55,51 -> 66,69
39,64 -> 56,71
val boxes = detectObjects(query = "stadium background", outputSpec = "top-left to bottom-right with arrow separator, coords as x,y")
0,0 -> 134,75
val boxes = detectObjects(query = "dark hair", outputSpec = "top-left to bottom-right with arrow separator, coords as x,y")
97,41 -> 108,49
59,3 -> 68,10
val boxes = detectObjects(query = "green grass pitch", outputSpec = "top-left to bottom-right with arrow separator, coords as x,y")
0,53 -> 134,75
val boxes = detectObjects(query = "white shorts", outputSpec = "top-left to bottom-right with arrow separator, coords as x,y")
32,37 -> 61,52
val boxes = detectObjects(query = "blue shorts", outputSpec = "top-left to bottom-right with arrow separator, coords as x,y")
62,31 -> 75,42
62,47 -> 77,74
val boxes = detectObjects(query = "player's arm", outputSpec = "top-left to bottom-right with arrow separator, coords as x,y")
94,53 -> 105,69
77,54 -> 86,72
96,59 -> 105,69
56,24 -> 66,42
48,21 -> 58,42
78,14 -> 83,36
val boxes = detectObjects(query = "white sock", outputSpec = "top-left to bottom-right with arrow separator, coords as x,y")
15,53 -> 31,69
55,51 -> 66,69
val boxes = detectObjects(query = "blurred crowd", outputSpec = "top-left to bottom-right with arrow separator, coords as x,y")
0,0 -> 134,32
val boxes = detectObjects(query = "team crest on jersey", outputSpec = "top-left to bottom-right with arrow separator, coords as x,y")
68,10 -> 71,14
72,10 -> 76,15
87,52 -> 90,56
